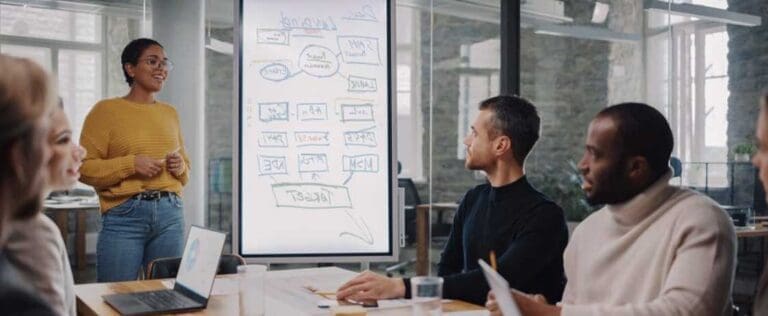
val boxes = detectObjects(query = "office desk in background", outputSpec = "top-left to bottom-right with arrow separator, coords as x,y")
44,197 -> 100,270
736,226 -> 768,238
75,267 -> 484,315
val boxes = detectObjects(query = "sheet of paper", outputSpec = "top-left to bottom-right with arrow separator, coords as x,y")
478,259 -> 522,316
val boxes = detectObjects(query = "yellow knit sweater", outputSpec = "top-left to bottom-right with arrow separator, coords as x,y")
79,97 -> 190,213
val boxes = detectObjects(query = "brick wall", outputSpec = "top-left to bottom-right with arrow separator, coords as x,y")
727,0 -> 768,212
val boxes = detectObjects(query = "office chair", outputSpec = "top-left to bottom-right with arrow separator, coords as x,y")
670,156 -> 682,178
145,254 -> 246,279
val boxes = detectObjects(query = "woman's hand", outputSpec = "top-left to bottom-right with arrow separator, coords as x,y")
166,151 -> 185,177
134,155 -> 163,178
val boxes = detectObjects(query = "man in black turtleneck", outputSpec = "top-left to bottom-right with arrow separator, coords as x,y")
337,95 -> 568,305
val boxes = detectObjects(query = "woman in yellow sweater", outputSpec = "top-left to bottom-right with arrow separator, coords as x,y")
79,38 -> 190,281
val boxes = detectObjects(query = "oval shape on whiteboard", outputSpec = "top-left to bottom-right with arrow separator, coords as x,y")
298,45 -> 340,78
259,63 -> 291,82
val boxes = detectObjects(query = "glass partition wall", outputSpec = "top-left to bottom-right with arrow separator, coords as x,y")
198,0 -> 768,291
412,2 -> 766,299
5,0 -> 767,291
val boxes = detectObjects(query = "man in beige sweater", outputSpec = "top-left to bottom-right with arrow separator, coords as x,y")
487,102 -> 736,316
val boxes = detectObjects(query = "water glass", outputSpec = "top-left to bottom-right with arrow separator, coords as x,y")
411,276 -> 443,316
238,264 -> 267,316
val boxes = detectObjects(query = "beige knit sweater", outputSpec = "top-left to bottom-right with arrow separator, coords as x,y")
561,172 -> 736,316
5,213 -> 75,316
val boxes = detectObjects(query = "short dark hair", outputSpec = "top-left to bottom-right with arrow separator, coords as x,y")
478,95 -> 540,165
121,38 -> 163,86
596,102 -> 674,179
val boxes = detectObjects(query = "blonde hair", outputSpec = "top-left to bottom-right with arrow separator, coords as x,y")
0,54 -> 56,244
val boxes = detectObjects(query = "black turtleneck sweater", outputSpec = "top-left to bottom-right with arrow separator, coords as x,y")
404,176 -> 568,305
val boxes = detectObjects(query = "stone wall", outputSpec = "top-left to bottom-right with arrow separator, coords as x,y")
416,1 -> 615,220
606,0 -> 644,104
727,0 -> 768,212
205,27 -> 234,235
417,13 -> 498,204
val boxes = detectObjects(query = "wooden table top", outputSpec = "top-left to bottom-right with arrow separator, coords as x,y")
75,276 -> 484,315
736,226 -> 768,238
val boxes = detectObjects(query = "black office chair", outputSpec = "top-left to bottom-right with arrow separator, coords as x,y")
670,156 -> 682,178
145,254 -> 246,279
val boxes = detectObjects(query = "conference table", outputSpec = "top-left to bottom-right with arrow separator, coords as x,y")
75,267 -> 484,316
44,196 -> 100,270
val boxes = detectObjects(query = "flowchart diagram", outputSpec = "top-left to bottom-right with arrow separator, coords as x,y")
240,0 -> 391,253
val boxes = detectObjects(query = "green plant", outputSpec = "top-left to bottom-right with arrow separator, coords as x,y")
733,143 -> 756,155
530,160 -> 596,222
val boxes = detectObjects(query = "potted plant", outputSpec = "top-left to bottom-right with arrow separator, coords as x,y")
531,161 -> 597,234
733,143 -> 756,162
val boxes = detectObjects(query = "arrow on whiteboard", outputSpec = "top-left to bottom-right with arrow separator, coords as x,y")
343,172 -> 354,185
286,69 -> 304,79
339,209 -> 374,245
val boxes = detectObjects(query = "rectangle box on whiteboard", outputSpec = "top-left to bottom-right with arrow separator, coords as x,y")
271,183 -> 352,209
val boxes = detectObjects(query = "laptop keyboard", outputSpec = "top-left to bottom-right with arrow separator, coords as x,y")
134,290 -> 193,310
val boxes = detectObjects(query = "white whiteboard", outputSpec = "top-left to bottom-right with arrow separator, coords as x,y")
235,0 -> 396,261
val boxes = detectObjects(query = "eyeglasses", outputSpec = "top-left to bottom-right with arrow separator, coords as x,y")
139,57 -> 174,71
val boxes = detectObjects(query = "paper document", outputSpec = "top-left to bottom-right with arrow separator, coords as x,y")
478,259 -> 522,316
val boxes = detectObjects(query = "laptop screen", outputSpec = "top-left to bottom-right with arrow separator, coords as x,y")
175,226 -> 226,298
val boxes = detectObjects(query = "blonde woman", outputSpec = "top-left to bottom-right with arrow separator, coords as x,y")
5,99 -> 85,316
0,53 -> 57,315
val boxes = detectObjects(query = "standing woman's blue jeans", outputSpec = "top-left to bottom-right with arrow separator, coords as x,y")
97,193 -> 185,281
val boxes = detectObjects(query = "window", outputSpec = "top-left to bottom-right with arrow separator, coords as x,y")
0,0 -> 148,261
0,4 -> 102,43
58,49 -> 103,142
395,5 -> 424,181
646,12 -> 730,187
0,44 -> 52,71
0,1 -> 147,182
457,39 -> 500,161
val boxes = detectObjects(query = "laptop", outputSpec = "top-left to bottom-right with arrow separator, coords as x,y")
103,226 -> 226,315
478,259 -> 522,316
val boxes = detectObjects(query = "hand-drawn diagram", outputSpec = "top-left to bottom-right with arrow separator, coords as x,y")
295,131 -> 331,147
344,126 -> 377,147
258,155 -> 288,175
259,102 -> 289,122
259,132 -> 289,147
243,1 -> 388,248
257,29 -> 290,45
297,103 -> 328,121
298,153 -> 329,173
347,75 -> 377,92
340,103 -> 375,122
